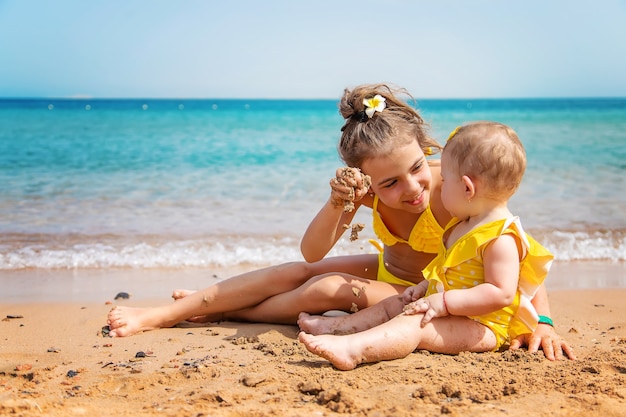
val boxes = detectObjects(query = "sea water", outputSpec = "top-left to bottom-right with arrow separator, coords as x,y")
0,98 -> 625,270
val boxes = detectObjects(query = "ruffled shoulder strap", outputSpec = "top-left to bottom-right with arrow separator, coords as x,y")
503,217 -> 554,297
436,216 -> 553,293
502,218 -> 555,338
438,217 -> 513,270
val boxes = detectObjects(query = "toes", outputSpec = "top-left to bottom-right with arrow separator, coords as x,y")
172,289 -> 195,300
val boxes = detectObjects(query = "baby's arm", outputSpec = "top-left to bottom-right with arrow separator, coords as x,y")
301,168 -> 371,262
408,234 -> 520,326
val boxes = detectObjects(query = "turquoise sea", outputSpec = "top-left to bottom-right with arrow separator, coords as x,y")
1,98 -> 625,270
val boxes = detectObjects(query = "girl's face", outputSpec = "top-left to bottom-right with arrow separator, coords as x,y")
361,139 -> 432,213
440,151 -> 467,219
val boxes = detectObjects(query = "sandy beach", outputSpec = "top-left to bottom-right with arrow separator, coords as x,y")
1,262 -> 625,416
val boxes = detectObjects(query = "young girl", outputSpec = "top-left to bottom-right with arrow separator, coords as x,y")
298,122 -> 555,370
107,85 -> 572,360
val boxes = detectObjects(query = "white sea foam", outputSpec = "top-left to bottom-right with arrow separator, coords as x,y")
541,230 -> 626,262
0,229 -> 623,270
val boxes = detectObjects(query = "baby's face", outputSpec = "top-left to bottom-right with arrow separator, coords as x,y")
439,151 -> 466,219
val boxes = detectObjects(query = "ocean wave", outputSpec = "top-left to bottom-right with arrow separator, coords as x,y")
0,235 -> 374,270
538,229 -> 626,262
0,230 -> 624,270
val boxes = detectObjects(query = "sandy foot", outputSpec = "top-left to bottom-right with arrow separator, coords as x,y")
298,312 -> 344,335
106,306 -> 164,337
298,331 -> 359,371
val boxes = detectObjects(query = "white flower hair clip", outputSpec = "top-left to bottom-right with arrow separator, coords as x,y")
363,94 -> 386,118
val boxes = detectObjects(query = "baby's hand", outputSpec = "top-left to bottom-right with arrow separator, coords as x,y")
402,293 -> 449,326
329,167 -> 372,212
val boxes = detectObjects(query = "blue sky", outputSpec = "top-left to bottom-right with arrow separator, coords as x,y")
1,0 -> 625,99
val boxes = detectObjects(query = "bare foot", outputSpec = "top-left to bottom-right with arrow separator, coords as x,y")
298,312 -> 358,335
107,306 -> 171,337
298,331 -> 359,371
297,312 -> 340,335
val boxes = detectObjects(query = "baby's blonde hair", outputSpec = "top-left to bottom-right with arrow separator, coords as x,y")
338,83 -> 442,168
444,121 -> 526,200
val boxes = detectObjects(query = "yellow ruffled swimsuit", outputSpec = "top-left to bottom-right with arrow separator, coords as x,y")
370,195 -> 443,286
422,217 -> 553,349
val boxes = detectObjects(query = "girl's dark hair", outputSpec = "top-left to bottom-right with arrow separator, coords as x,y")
338,83 -> 442,167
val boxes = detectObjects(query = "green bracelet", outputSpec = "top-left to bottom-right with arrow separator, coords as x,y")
538,315 -> 554,326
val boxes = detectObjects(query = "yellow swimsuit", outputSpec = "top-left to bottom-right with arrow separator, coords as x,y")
421,217 -> 553,349
371,195 -> 443,286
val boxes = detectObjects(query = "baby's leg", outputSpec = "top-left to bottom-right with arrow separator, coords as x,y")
299,314 -> 496,370
298,294 -> 405,335
299,312 -> 424,370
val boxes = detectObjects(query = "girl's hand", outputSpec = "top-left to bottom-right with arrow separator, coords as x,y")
329,167 -> 371,212
403,292 -> 448,326
509,325 -> 576,360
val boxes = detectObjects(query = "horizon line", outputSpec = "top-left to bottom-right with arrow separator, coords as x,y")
2,95 -> 626,101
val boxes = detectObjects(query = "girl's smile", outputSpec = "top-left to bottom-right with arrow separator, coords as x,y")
405,188 -> 426,206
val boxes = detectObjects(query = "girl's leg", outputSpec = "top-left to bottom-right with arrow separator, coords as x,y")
107,255 -> 378,337
299,314 -> 497,370
221,272 -> 406,324
298,294 -> 405,335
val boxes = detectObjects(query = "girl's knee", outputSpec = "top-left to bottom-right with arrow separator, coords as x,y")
303,274 -> 367,310
306,273 -> 348,293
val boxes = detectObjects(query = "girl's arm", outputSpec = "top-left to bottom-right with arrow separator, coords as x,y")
300,168 -> 370,262
300,198 -> 358,262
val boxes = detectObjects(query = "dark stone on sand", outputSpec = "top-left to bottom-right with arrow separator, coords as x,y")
114,292 -> 130,300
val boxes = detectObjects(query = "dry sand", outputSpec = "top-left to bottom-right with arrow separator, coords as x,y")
1,263 -> 625,416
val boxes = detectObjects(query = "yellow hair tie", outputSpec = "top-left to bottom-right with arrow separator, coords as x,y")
424,147 -> 433,156
447,126 -> 461,142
